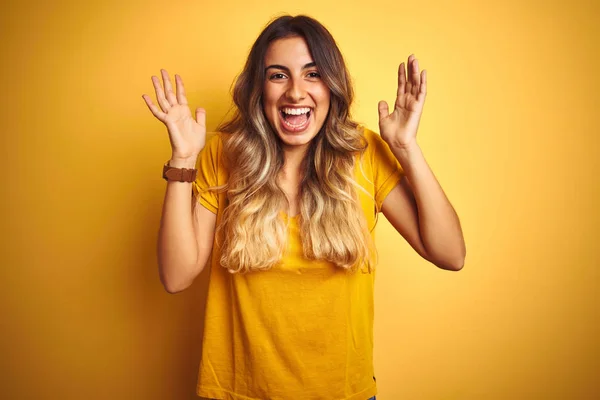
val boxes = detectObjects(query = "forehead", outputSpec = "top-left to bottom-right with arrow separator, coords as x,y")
264,36 -> 314,67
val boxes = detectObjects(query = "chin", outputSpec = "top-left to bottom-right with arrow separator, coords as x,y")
276,129 -> 318,149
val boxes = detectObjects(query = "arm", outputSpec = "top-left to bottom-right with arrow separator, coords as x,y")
381,146 -> 465,271
377,55 -> 465,270
157,158 -> 217,293
142,69 -> 216,293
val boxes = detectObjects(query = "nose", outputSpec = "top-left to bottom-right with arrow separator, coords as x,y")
285,78 -> 306,102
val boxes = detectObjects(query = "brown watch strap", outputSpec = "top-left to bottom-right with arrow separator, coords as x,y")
162,161 -> 197,182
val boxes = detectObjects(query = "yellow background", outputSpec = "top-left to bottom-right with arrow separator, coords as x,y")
1,0 -> 598,399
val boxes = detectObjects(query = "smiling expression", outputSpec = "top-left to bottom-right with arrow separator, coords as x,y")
262,36 -> 331,153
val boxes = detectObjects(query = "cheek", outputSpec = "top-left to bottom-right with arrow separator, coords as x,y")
317,85 -> 331,105
318,94 -> 331,113
262,94 -> 280,127
262,90 -> 280,113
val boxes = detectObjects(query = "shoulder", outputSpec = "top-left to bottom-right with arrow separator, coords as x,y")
356,125 -> 389,162
358,125 -> 378,143
359,125 -> 388,150
355,124 -> 375,146
195,132 -> 226,173
198,132 -> 225,160
205,131 -> 224,151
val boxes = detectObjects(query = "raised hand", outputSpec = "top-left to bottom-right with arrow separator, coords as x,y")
377,54 -> 427,150
142,69 -> 206,165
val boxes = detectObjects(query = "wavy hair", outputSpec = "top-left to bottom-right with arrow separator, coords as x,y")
210,15 -> 376,274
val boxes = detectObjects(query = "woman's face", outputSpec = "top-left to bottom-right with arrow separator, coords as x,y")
262,36 -> 331,152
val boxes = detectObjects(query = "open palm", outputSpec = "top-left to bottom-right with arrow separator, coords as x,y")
142,69 -> 206,161
378,54 -> 427,150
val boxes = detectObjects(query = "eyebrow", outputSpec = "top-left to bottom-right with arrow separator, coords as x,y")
265,62 -> 317,72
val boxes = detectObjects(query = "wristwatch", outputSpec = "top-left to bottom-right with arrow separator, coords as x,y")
162,161 -> 197,182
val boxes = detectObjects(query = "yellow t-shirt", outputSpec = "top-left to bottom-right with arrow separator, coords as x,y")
192,126 -> 404,400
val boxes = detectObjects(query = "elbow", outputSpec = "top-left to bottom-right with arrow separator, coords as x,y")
159,267 -> 194,294
420,233 -> 466,272
428,248 -> 466,271
444,258 -> 465,271
163,282 -> 188,294
161,276 -> 189,294
157,253 -> 206,294
439,241 -> 466,271
432,258 -> 464,271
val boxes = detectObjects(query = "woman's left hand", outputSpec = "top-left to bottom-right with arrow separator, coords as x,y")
378,54 -> 427,150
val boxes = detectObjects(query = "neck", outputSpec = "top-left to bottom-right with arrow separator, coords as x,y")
281,144 -> 309,173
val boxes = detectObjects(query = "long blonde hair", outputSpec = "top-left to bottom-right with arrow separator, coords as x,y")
209,15 -> 376,274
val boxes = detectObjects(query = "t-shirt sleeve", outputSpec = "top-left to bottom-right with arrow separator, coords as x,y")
191,133 -> 221,214
365,128 -> 405,211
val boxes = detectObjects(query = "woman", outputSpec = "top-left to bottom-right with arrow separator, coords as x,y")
143,14 -> 465,400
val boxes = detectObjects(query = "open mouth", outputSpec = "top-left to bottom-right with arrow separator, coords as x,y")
279,107 -> 312,132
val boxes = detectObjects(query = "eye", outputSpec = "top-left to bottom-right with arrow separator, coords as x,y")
269,73 -> 287,80
307,71 -> 321,79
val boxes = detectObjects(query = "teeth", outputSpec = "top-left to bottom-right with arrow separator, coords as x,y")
281,107 -> 311,115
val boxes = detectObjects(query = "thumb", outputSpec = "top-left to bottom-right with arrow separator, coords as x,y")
195,107 -> 206,128
377,101 -> 389,120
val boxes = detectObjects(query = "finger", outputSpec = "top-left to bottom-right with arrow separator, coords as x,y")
152,75 -> 171,113
161,69 -> 178,106
411,58 -> 421,96
396,62 -> 406,98
377,101 -> 389,120
405,54 -> 414,94
175,75 -> 188,106
418,69 -> 427,102
196,107 -> 206,128
142,94 -> 167,121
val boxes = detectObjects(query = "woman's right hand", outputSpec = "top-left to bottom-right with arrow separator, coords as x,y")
142,69 -> 206,166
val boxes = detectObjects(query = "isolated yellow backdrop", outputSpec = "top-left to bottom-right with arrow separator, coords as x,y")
1,0 -> 598,399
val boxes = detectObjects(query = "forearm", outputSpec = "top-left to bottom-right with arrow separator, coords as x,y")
390,142 -> 466,269
157,158 -> 200,293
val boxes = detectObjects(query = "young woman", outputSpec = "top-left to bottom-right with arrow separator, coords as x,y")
143,14 -> 465,400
